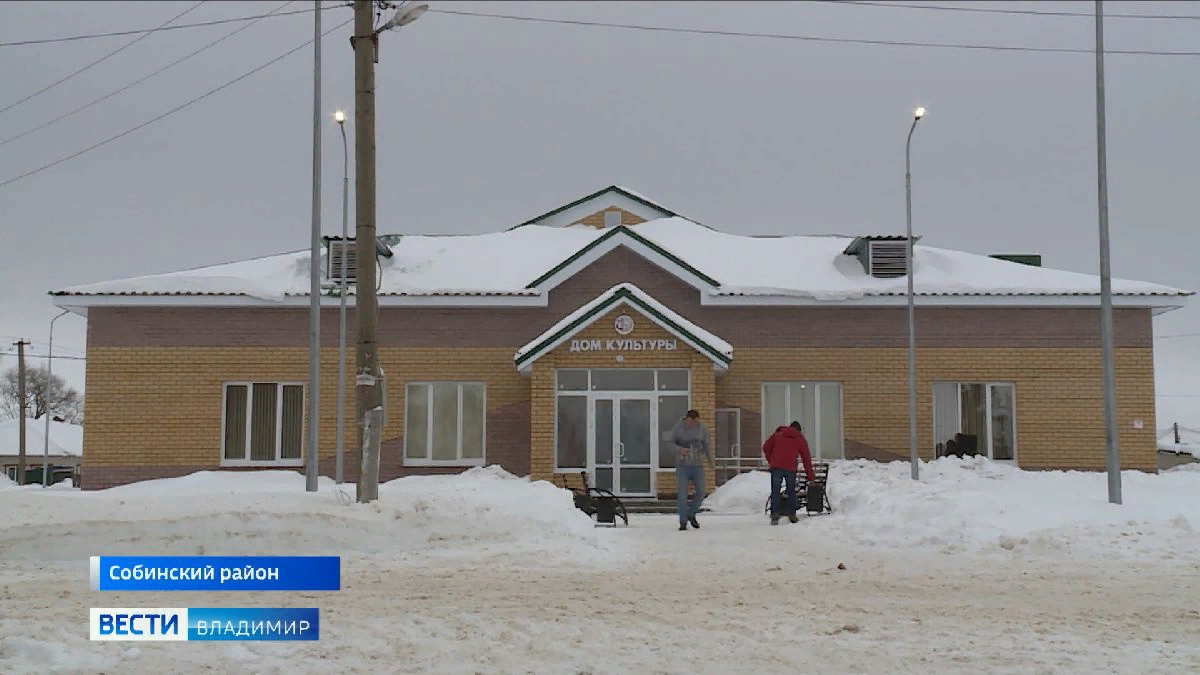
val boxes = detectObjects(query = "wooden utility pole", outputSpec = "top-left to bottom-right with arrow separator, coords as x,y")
352,0 -> 381,503
14,340 -> 29,485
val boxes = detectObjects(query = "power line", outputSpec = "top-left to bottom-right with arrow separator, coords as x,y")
0,337 -> 85,354
0,2 -> 206,116
1156,332 -> 1200,339
1158,394 -> 1200,398
0,352 -> 87,362
0,5 -> 342,47
818,1 -> 1200,20
0,16 -> 354,190
426,8 -> 1200,57
0,1 -> 295,148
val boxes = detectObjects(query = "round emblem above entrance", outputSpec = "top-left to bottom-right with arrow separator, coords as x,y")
614,314 -> 635,335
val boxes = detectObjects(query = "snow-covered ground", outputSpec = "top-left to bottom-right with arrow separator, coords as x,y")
1,460 -> 1198,673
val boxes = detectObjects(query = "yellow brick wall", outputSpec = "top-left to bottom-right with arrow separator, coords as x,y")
718,347 -> 1158,471
81,336 -> 1158,478
81,346 -> 527,467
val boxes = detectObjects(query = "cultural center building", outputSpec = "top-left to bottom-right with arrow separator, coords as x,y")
52,186 -> 1191,493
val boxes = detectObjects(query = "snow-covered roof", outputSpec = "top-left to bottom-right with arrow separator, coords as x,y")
0,418 -> 83,458
515,283 -> 733,373
52,215 -> 1192,304
1158,426 -> 1200,459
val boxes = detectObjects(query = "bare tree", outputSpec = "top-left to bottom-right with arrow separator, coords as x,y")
1,365 -> 82,421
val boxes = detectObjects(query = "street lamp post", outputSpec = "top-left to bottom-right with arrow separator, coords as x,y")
906,106 -> 925,481
333,109 -> 349,485
43,309 -> 70,487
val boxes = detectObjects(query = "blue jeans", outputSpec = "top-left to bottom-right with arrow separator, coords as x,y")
770,468 -> 798,516
676,464 -> 705,525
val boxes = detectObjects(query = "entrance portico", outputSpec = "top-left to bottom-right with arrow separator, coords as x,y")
517,283 -> 732,498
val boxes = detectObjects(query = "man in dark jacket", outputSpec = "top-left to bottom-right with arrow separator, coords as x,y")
762,421 -> 816,525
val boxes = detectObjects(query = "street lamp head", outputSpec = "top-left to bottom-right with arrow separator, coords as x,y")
333,110 -> 346,124
380,2 -> 429,32
913,106 -> 926,120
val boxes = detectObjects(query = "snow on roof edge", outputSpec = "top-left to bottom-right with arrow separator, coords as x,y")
47,215 -> 1195,301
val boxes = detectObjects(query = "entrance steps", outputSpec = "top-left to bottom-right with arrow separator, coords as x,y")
620,498 -> 713,514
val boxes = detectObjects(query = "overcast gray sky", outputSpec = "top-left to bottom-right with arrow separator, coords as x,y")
1,0 -> 1196,428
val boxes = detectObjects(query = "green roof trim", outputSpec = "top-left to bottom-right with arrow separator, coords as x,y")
509,185 -> 677,231
514,286 -> 732,370
524,224 -> 720,289
989,253 -> 1042,267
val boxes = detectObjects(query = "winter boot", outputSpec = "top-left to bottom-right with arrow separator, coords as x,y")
770,513 -> 780,525
788,513 -> 800,524
689,516 -> 700,529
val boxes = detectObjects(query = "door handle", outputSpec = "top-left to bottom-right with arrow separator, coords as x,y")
619,442 -> 625,459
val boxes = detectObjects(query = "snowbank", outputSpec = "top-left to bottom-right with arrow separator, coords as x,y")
706,458 -> 1200,560
0,466 -> 613,565
704,470 -> 770,514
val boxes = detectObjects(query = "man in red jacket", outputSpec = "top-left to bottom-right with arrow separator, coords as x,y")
762,421 -> 817,524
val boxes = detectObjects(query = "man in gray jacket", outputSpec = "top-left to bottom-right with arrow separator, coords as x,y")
671,409 -> 713,531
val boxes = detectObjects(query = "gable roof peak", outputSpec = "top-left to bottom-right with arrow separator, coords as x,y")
509,185 -> 677,230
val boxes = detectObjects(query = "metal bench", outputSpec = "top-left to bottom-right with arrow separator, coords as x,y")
763,462 -> 833,517
559,471 -> 629,527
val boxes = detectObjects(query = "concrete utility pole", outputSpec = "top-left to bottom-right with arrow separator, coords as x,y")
1094,0 -> 1121,505
14,339 -> 29,485
305,0 -> 323,493
350,0 -> 427,504
352,0 -> 381,504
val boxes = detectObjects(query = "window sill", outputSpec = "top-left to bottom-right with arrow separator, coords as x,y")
404,459 -> 486,467
220,460 -> 305,468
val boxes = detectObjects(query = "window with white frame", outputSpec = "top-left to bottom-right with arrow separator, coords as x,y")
405,382 -> 486,464
761,382 -> 844,461
933,382 -> 1015,460
222,382 -> 305,465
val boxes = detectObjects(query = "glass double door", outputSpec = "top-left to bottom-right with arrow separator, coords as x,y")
591,395 -> 654,497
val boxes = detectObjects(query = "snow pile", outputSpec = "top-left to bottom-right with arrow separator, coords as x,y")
0,466 -> 613,565
706,457 -> 1200,559
704,470 -> 771,514
1157,425 -> 1200,459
